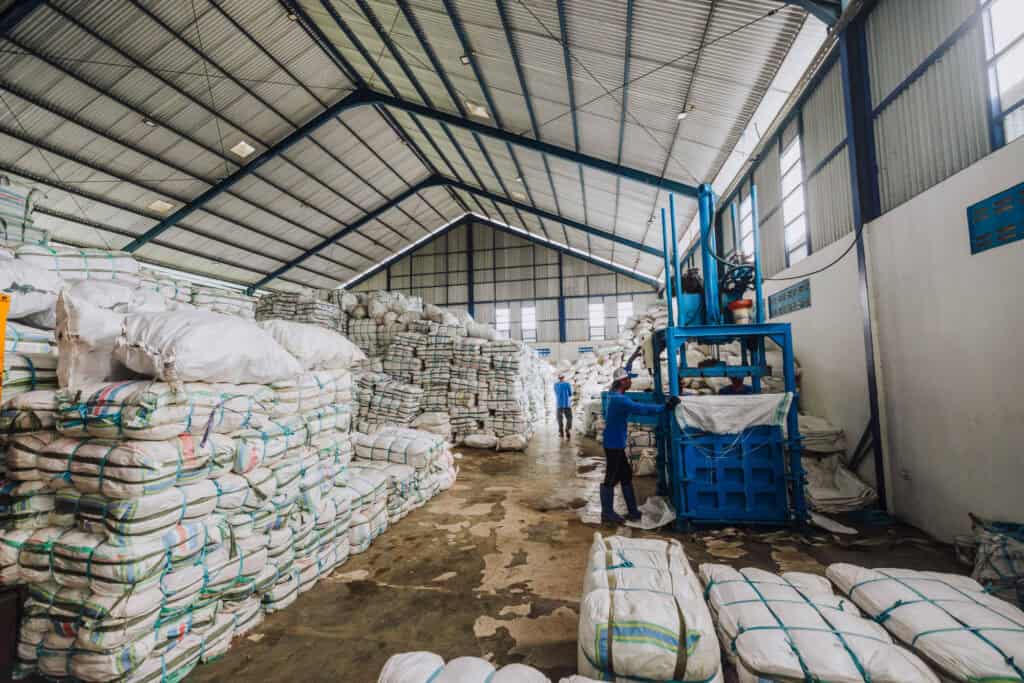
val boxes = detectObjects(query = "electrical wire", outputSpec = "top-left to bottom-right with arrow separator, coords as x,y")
189,0 -> 230,179
763,221 -> 865,281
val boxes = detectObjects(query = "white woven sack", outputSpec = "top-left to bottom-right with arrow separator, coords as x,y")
56,292 -> 136,391
115,309 -> 302,384
378,653 -> 552,683
700,564 -> 938,683
258,319 -> 366,370
461,434 -> 497,450
828,563 -> 1024,683
0,258 -> 61,319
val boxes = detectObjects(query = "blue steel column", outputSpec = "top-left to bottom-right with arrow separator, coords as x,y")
659,209 -> 675,329
466,221 -> 475,318
386,265 -> 392,291
840,11 -> 887,511
668,194 -> 684,327
557,252 -> 567,343
750,184 -> 765,323
697,184 -> 719,324
782,327 -> 808,522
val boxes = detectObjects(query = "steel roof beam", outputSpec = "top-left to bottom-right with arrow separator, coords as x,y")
446,179 -> 662,258
784,0 -> 842,26
556,0 -> 592,251
468,215 -> 659,289
611,0 -> 635,266
248,176 -> 446,292
0,0 -> 44,36
346,90 -> 701,199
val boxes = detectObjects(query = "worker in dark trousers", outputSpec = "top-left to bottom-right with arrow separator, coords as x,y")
601,367 -> 680,524
554,374 -> 573,438
718,376 -> 753,395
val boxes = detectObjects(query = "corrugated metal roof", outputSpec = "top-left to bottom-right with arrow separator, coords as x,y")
0,0 -> 819,288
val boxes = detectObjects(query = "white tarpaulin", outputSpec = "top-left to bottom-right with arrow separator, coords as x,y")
674,393 -> 793,434
701,565 -> 938,682
828,563 -> 1024,682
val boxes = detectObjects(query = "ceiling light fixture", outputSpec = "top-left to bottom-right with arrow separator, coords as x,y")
677,103 -> 697,120
142,118 -> 157,128
464,100 -> 490,119
514,176 -> 523,183
459,54 -> 471,65
230,140 -> 256,158
148,199 -> 174,214
287,12 -> 298,21
511,191 -> 526,201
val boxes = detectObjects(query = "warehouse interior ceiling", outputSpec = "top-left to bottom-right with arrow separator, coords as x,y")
0,0 -> 826,292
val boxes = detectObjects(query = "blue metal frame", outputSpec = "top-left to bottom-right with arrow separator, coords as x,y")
840,10 -> 887,511
557,252 -> 567,342
466,223 -> 475,317
610,0 -> 635,264
555,0 -> 592,251
783,0 -> 842,26
0,0 -> 44,36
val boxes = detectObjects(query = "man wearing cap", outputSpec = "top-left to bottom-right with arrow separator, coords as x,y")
554,374 -> 573,438
601,367 -> 680,524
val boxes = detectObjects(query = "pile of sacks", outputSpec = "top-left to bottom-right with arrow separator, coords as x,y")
626,423 -> 657,476
256,291 -> 343,333
190,285 -> 256,319
578,533 -> 722,682
339,290 -> 551,451
798,414 -> 877,513
0,304 -> 456,682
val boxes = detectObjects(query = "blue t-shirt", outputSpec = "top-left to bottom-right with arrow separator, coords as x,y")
554,381 -> 572,409
603,393 -> 664,449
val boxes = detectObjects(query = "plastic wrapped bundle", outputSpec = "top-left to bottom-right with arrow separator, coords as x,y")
0,480 -> 57,531
231,415 -> 311,474
4,351 -> 57,397
1,389 -> 59,433
56,380 -> 277,440
16,243 -> 141,285
378,651 -> 552,682
349,319 -> 380,357
701,565 -> 938,683
352,427 -> 445,469
0,258 -> 61,321
137,269 -> 192,304
578,533 -> 722,683
190,285 -> 257,319
5,321 -> 55,356
258,319 -> 364,370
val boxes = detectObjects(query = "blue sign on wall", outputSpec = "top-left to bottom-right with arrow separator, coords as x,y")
578,346 -> 594,354
768,279 -> 811,318
967,182 -> 1024,255
535,347 -> 552,358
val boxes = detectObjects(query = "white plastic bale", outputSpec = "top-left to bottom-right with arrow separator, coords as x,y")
258,319 -> 366,370
0,258 -> 61,319
377,652 -> 551,682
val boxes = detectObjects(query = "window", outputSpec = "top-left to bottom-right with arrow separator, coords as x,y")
588,302 -> 606,341
780,136 -> 809,265
985,0 -> 1024,144
521,306 -> 537,343
617,300 -> 634,327
495,307 -> 510,338
739,195 -> 754,256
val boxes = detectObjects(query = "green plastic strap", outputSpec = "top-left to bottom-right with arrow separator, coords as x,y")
733,574 -> 814,682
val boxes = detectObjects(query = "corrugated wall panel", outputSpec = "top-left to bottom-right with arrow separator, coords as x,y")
760,208 -> 786,278
806,146 -> 853,252
868,1 -> 990,212
753,142 -> 782,218
720,208 -> 735,255
802,62 -> 846,170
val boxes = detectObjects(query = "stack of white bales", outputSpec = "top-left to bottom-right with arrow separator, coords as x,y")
0,309 -> 367,681
798,414 -> 877,513
627,424 -> 658,476
448,336 -> 489,443
481,341 -> 534,450
354,371 -> 422,434
191,284 -> 256,319
137,269 -> 193,305
256,291 -> 342,333
578,533 -> 722,682
0,178 -> 46,245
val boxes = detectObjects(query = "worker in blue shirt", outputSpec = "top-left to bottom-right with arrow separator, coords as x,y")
601,367 -> 680,525
554,374 -> 573,438
718,376 -> 753,395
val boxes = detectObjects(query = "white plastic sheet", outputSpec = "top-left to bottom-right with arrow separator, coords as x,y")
674,393 -> 793,433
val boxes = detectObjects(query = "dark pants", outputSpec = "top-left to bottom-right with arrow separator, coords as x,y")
557,407 -> 572,434
603,448 -> 632,487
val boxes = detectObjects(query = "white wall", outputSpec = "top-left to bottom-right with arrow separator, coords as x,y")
763,234 -> 872,472
866,136 -> 1024,541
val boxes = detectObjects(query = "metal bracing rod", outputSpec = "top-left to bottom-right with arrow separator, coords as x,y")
0,76 -> 376,270
4,37 -> 371,271
611,0 -> 636,265
447,179 -> 662,257
209,0 -> 447,226
0,161 -> 342,289
187,0 -> 440,231
784,0 -> 841,26
248,177 -> 445,292
357,90 -> 702,200
123,0 -> 418,247
380,0 -> 512,226
37,6 -> 399,258
439,0 -> 548,240
343,0 -> 497,223
0,123 -> 350,284
555,0 -> 591,250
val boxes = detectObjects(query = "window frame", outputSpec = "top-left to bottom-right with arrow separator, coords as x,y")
739,192 -> 755,257
495,306 -> 511,339
983,0 -> 1024,145
521,305 -> 537,343
616,300 -> 634,327
779,134 -> 811,267
588,301 -> 606,342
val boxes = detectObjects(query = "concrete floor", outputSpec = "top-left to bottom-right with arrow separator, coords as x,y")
193,427 -> 964,682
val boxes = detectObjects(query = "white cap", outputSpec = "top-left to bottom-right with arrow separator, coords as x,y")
612,367 -> 631,382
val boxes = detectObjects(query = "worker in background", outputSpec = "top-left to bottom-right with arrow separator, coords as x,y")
554,374 -> 573,439
602,368 -> 680,525
718,376 -> 753,395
